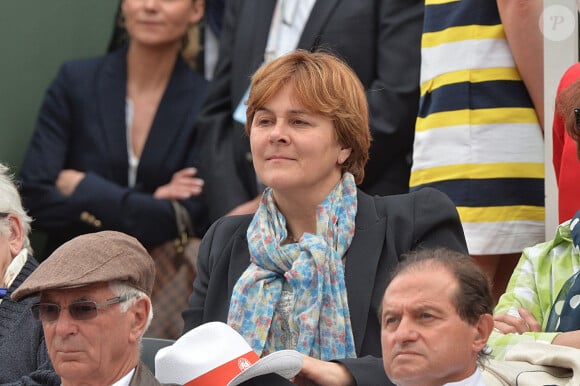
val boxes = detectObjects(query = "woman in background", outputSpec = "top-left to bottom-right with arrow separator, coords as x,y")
19,0 -> 208,257
182,50 -> 467,386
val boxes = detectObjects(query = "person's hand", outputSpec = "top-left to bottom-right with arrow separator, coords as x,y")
225,195 -> 261,216
154,167 -> 204,200
292,355 -> 355,386
552,330 -> 580,348
493,307 -> 541,334
56,169 -> 85,197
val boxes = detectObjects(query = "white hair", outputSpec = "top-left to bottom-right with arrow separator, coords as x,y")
108,281 -> 154,339
0,162 -> 32,252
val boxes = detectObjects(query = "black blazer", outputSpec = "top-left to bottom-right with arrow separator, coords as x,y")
196,0 -> 424,222
182,187 -> 467,386
19,48 -> 209,256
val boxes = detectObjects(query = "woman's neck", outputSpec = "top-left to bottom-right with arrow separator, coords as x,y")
274,192 -> 319,240
126,42 -> 180,93
273,176 -> 343,238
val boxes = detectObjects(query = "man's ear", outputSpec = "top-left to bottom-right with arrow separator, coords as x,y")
129,297 -> 151,343
473,313 -> 494,353
7,214 -> 24,257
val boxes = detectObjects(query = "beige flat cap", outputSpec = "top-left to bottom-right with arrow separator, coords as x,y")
12,230 -> 155,301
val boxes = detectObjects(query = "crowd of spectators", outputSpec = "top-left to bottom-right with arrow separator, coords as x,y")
3,0 -> 580,385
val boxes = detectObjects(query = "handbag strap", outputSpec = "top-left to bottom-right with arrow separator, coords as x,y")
171,200 -> 194,253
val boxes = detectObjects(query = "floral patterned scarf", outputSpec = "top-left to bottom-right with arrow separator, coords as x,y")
227,173 -> 358,360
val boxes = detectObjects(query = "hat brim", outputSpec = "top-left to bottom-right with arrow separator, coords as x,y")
228,350 -> 303,386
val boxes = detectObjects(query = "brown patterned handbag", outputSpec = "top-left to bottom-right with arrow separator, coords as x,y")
145,201 -> 200,339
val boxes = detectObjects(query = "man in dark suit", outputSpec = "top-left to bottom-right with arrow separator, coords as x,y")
196,0 -> 424,222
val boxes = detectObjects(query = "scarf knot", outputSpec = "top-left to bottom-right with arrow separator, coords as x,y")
227,173 -> 358,360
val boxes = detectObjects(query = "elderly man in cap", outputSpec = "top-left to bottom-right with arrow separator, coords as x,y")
0,162 -> 59,385
12,230 -> 174,386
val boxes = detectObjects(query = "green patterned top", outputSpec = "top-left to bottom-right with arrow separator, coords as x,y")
488,219 -> 580,359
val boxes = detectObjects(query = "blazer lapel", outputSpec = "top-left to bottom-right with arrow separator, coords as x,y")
97,48 -> 129,185
229,217 -> 254,295
248,0 -> 277,67
136,57 -> 196,185
345,190 -> 386,354
298,0 -> 341,50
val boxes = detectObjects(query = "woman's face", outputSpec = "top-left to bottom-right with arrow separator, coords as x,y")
250,83 -> 352,199
122,0 -> 203,48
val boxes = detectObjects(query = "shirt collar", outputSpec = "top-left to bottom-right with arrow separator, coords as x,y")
443,368 -> 485,386
111,367 -> 136,386
3,247 -> 27,289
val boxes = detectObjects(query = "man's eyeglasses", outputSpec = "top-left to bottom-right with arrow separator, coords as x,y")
31,296 -> 132,322
575,108 -> 580,131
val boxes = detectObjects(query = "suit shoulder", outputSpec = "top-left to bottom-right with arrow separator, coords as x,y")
206,214 -> 253,240
370,187 -> 455,216
382,187 -> 452,204
59,54 -> 110,76
407,187 -> 453,203
174,58 -> 208,95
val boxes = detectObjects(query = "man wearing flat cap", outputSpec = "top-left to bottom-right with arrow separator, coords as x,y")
12,230 -> 175,386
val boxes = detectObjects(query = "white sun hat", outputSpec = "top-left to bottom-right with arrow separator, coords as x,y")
154,321 -> 303,386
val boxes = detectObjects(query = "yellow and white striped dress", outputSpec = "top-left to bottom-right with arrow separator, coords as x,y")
410,0 -> 544,255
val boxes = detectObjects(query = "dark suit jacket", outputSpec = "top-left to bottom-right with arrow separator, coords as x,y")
196,0 -> 424,222
0,256 -> 60,386
19,47 -> 209,257
183,188 -> 467,386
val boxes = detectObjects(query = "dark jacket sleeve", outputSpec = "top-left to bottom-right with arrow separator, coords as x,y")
336,356 -> 392,386
408,187 -> 468,254
194,0 -> 256,223
182,215 -> 252,332
182,217 -> 222,331
361,0 -> 424,195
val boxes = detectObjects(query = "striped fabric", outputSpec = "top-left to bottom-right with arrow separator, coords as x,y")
410,0 -> 544,255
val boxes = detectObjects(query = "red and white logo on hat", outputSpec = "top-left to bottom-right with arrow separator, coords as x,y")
238,357 -> 252,372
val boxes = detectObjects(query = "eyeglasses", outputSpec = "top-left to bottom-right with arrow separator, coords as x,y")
31,296 -> 131,322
